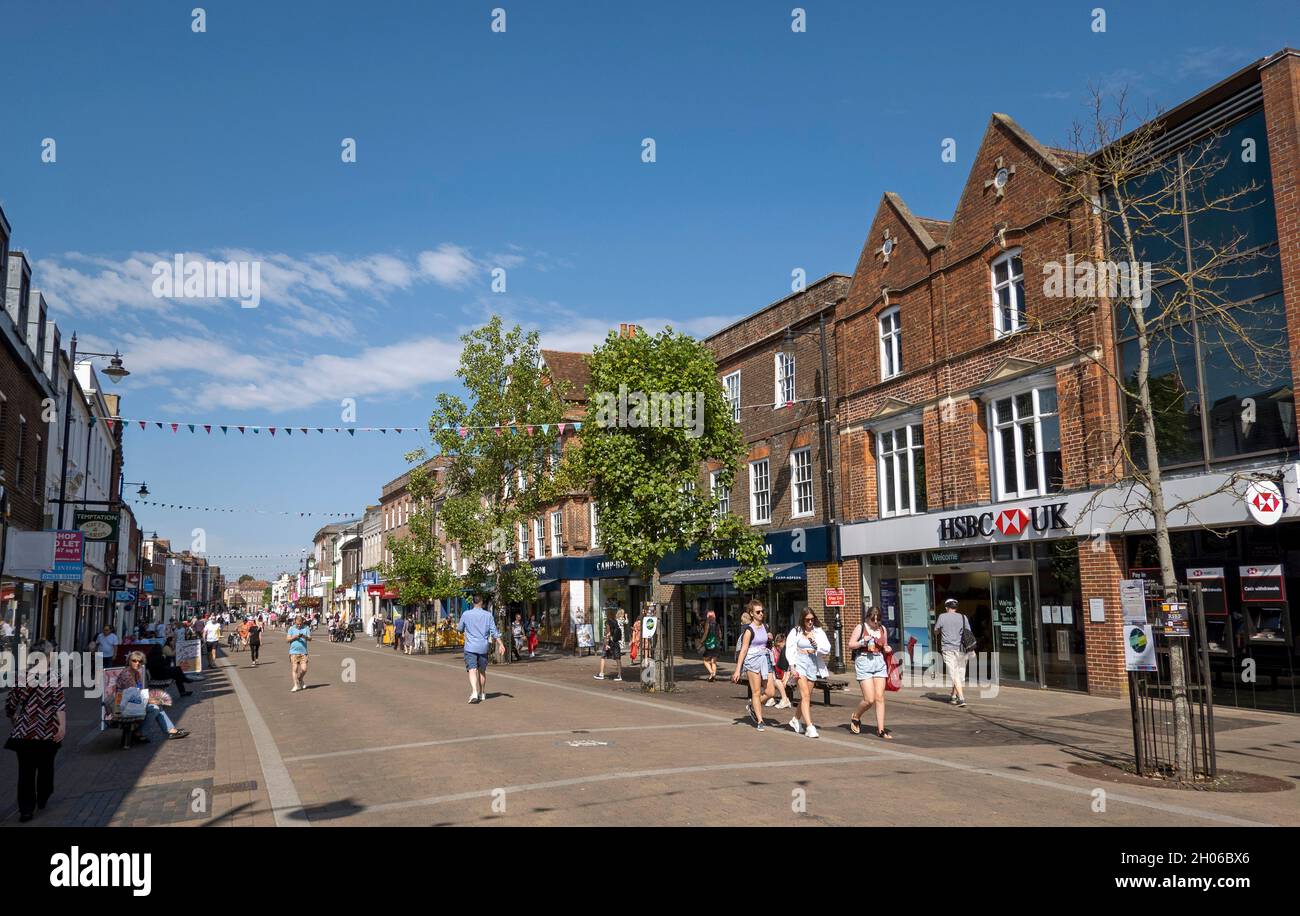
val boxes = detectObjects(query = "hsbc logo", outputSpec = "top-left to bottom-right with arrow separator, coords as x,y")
1252,491 -> 1279,513
939,502 -> 1069,542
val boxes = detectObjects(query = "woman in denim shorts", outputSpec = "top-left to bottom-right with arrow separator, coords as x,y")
849,606 -> 892,739
729,600 -> 772,731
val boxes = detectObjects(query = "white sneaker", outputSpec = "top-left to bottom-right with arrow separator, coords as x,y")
789,717 -> 804,735
776,698 -> 791,709
806,725 -> 820,739
763,698 -> 776,707
593,674 -> 606,680
468,694 -> 479,704
479,693 -> 487,701
291,686 -> 300,692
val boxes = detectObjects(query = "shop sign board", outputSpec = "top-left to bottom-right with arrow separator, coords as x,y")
1244,480 -> 1284,526
823,588 -> 845,607
937,502 -> 1069,542
73,509 -> 119,542
1241,565 -> 1285,603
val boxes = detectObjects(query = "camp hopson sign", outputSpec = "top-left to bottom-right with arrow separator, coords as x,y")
938,502 -> 1070,542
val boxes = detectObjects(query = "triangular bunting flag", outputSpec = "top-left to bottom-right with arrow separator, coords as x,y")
541,424 -> 550,434
574,422 -> 582,431
155,422 -> 164,430
300,428 -> 308,435
526,425 -> 533,435
187,424 -> 195,433
348,429 -> 355,436
138,421 -> 146,430
106,419 -> 116,432
285,427 -> 292,436
170,423 -> 178,433
221,426 -> 228,434
380,428 -> 387,434
317,428 -> 324,434
238,426 -> 245,434
458,426 -> 468,438
558,423 -> 567,434
204,425 -> 211,434
269,427 -> 276,436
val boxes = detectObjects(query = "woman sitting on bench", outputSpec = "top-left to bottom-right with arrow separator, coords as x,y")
116,652 -> 189,742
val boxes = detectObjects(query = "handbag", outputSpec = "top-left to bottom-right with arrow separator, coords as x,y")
118,686 -> 147,719
884,651 -> 903,692
959,616 -> 978,653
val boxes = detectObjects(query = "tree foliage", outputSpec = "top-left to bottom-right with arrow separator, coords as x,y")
382,458 -> 461,610
561,325 -> 768,591
419,316 -> 569,610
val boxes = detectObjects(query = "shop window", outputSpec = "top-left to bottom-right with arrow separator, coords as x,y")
791,448 -> 814,518
749,459 -> 770,524
879,306 -> 901,380
991,249 -> 1025,337
988,387 -> 1062,500
877,422 -> 926,516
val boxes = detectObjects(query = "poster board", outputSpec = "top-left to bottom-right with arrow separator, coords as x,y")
577,624 -> 594,648
175,638 -> 201,674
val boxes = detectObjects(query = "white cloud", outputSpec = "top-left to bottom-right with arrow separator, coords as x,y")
418,244 -> 478,287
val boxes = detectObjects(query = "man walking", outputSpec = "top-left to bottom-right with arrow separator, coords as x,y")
203,615 -> 222,666
286,614 -> 312,692
392,614 -> 405,652
934,598 -> 970,708
457,595 -> 504,704
92,625 -> 120,667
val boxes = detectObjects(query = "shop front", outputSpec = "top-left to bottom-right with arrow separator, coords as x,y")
842,462 -> 1300,704
658,524 -> 833,649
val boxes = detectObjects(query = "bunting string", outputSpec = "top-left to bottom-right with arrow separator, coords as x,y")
98,418 -> 584,437
134,498 -> 359,518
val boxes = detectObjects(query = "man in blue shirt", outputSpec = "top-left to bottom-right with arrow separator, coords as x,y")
286,614 -> 312,692
458,595 -> 505,704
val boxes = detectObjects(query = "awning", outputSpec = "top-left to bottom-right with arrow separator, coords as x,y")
659,562 -> 805,586
536,578 -> 559,592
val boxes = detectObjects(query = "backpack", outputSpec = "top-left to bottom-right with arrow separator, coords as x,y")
959,615 -> 978,653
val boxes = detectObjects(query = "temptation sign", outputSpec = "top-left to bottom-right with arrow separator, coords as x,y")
939,502 -> 1070,541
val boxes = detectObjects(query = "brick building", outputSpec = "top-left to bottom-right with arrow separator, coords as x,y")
648,276 -> 852,655
834,49 -> 1300,710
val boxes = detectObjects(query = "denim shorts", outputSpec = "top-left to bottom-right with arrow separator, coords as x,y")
742,652 -> 772,677
464,651 -> 488,671
854,653 -> 887,680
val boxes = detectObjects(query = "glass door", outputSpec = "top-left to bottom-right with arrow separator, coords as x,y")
992,574 -> 1039,685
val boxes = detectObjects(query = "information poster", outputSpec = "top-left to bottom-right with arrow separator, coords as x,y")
1125,623 -> 1157,671
900,581 -> 931,660
175,637 -> 201,674
577,624 -> 594,648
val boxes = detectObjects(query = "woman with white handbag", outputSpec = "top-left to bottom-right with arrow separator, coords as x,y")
115,651 -> 189,743
786,611 -> 832,738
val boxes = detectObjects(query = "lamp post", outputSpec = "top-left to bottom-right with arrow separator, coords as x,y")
782,315 -> 845,673
56,334 -> 129,529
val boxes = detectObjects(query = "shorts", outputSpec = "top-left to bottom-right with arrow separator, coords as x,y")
741,652 -> 772,677
942,649 -> 967,686
464,651 -> 488,671
602,644 -> 621,660
854,653 -> 887,680
702,647 -> 718,660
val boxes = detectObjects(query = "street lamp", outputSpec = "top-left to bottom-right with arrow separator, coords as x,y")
55,333 -> 133,529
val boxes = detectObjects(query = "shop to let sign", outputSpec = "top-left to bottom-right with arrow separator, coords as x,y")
41,530 -> 85,582
824,588 -> 845,607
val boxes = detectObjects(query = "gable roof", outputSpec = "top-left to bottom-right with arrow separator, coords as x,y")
882,192 -> 944,251
540,349 -> 591,402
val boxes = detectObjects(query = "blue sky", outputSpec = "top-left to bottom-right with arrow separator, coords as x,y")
0,0 -> 1292,579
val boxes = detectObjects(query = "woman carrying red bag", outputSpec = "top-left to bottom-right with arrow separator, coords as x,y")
848,606 -> 893,739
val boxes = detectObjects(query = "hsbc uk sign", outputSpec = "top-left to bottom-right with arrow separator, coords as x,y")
938,502 -> 1070,542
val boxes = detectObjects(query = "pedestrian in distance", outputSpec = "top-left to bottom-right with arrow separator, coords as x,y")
247,617 -> 262,667
594,609 -> 623,681
203,616 -> 222,666
730,600 -> 772,731
92,625 -> 120,667
510,612 -> 527,662
5,642 -> 67,822
458,595 -> 505,703
786,610 -> 832,738
526,613 -> 538,658
392,615 -> 406,653
849,606 -> 893,738
934,598 -> 970,707
286,614 -> 311,692
699,610 -> 720,682
374,614 -> 386,648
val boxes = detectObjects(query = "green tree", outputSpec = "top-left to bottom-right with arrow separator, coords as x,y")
561,325 -> 768,690
421,317 -> 570,637
382,456 -> 462,619
238,574 -> 254,584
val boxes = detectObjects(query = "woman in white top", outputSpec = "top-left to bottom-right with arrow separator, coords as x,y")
848,606 -> 893,739
786,610 -> 831,738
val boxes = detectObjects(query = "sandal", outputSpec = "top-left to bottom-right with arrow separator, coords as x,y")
876,727 -> 893,740
849,717 -> 861,735
169,729 -> 190,740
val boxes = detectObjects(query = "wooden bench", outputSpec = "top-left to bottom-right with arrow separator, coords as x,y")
746,677 -> 849,706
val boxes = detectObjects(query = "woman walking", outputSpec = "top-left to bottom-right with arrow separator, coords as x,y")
247,617 -> 262,667
594,609 -> 623,681
699,610 -> 720,681
849,606 -> 893,738
786,611 -> 831,738
763,631 -> 793,709
5,642 -> 66,822
729,600 -> 772,731
510,612 -> 527,662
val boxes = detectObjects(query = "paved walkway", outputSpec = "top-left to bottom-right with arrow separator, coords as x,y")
3,639 -> 1297,827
